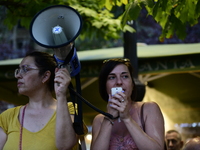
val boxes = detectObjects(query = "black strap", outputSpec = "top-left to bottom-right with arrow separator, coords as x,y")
54,44 -> 84,135
68,73 -> 113,135
68,86 -> 114,119
74,73 -> 84,135
63,44 -> 74,65
140,103 -> 145,132
57,44 -> 118,134
68,76 -> 84,135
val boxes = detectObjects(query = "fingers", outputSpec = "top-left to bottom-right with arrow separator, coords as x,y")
108,92 -> 127,112
112,91 -> 126,103
109,98 -> 126,109
55,68 -> 70,80
108,92 -> 132,120
54,68 -> 71,87
55,68 -> 70,76
106,94 -> 119,117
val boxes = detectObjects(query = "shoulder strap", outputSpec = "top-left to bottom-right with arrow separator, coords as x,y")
140,103 -> 145,132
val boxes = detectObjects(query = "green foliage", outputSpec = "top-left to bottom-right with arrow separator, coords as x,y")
2,0 -> 58,29
121,1 -> 141,27
72,4 -> 123,39
1,0 -> 200,41
121,0 -> 200,40
1,0 -> 130,40
174,0 -> 198,25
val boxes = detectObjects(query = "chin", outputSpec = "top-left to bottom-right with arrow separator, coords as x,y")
18,90 -> 26,95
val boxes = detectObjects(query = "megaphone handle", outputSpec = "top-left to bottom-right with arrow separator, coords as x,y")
53,52 -> 72,86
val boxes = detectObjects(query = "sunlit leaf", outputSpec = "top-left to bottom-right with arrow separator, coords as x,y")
122,0 -> 128,5
121,1 -> 141,28
140,0 -> 154,8
196,0 -> 200,17
122,24 -> 135,32
105,0 -> 113,10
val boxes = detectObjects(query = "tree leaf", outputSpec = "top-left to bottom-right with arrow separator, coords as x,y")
105,0 -> 114,10
121,1 -> 141,28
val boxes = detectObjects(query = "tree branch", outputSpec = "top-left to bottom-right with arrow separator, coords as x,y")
0,1 -> 25,7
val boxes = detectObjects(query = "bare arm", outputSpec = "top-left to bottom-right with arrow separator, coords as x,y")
91,93 -> 121,150
0,127 -> 7,150
110,91 -> 165,150
91,114 -> 113,150
123,102 -> 165,150
54,68 -> 78,150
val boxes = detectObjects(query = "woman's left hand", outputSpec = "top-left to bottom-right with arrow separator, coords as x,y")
54,68 -> 71,98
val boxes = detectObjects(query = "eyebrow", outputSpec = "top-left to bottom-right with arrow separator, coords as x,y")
108,72 -> 128,75
19,64 -> 28,67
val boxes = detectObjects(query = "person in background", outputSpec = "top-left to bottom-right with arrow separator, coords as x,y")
182,136 -> 200,150
165,129 -> 184,150
91,58 -> 165,150
0,51 -> 84,150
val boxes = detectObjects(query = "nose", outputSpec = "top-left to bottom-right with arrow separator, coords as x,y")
15,73 -> 21,79
15,71 -> 22,79
169,140 -> 173,147
116,76 -> 122,86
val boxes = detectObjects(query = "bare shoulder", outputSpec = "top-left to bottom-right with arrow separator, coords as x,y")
93,114 -> 104,124
140,101 -> 163,118
140,102 -> 164,132
94,113 -> 104,119
92,114 -> 104,134
143,101 -> 161,111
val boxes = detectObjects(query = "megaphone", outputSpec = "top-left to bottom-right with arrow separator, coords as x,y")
30,6 -> 120,135
30,5 -> 82,76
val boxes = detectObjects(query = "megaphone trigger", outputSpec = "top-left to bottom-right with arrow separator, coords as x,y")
53,47 -> 81,77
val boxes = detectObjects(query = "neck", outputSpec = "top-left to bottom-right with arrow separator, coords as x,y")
27,91 -> 56,109
27,99 -> 56,109
128,98 -> 134,105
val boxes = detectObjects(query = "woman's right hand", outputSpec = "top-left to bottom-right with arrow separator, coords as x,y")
54,68 -> 71,99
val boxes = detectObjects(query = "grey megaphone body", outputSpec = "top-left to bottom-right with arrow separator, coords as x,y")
30,5 -> 82,76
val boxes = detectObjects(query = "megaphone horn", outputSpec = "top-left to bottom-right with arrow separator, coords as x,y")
30,5 -> 82,76
30,5 -> 82,48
